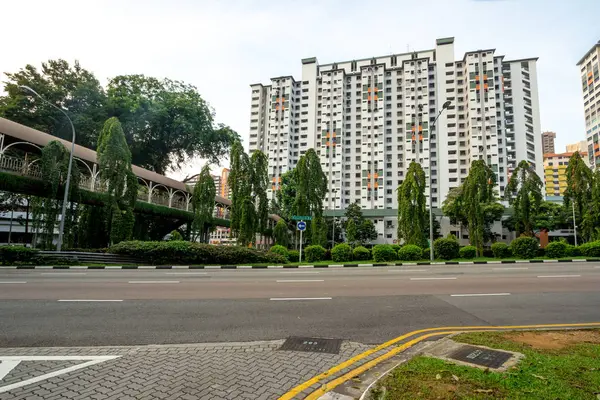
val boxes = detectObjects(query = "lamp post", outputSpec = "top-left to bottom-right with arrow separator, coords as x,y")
20,85 -> 76,252
428,100 -> 452,261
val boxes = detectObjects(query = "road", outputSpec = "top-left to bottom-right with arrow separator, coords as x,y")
1,262 -> 599,347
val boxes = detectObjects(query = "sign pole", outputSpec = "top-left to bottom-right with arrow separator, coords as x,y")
299,223 -> 304,263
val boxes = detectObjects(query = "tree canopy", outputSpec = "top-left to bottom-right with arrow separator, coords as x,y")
191,165 -> 216,242
0,59 -> 237,174
564,151 -> 594,241
504,160 -> 543,236
397,161 -> 427,246
343,202 -> 378,246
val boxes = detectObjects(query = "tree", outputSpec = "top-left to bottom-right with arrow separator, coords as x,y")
107,75 -> 237,174
311,215 -> 328,247
564,151 -> 593,240
276,169 -> 297,220
191,165 -> 216,242
462,160 -> 498,256
442,186 -> 467,227
0,60 -> 108,149
345,218 -> 358,246
250,151 -> 269,246
423,211 -> 442,241
97,117 -> 137,244
397,162 -> 427,246
504,160 -> 543,236
326,218 -> 344,246
294,149 -> 327,218
359,219 -> 378,245
228,140 -> 251,240
273,219 -> 290,247
584,169 -> 600,240
343,202 -> 378,245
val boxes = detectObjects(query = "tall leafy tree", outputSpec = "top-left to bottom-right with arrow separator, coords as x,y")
275,169 -> 297,220
0,60 -> 108,149
191,165 -> 216,242
397,161 -> 427,246
564,151 -> 593,241
462,160 -> 497,255
273,219 -> 290,247
97,117 -> 137,244
359,219 -> 379,245
294,149 -> 327,218
250,151 -> 269,246
228,140 -> 250,240
504,160 -> 543,236
343,202 -> 378,245
345,218 -> 358,247
107,75 -> 237,174
584,169 -> 600,240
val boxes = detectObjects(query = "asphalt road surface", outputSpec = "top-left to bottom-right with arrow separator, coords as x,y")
1,262 -> 599,347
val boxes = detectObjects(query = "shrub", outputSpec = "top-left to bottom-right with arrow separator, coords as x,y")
353,246 -> 371,261
0,246 -> 39,265
109,241 -> 286,265
422,247 -> 431,260
372,244 -> 397,262
269,245 -> 289,260
391,244 -> 401,253
482,248 -> 494,258
169,230 -> 183,241
304,245 -> 326,263
398,245 -> 422,261
459,245 -> 477,259
510,237 -> 539,259
288,250 -> 300,262
578,240 -> 600,257
331,244 -> 353,262
565,244 -> 581,257
491,242 -> 512,259
545,241 -> 567,258
433,237 -> 460,260
324,249 -> 332,261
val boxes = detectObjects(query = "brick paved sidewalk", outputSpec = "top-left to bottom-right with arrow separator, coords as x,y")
0,340 -> 372,400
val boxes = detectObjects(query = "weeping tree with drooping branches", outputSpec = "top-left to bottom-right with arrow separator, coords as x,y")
397,161 -> 427,247
564,151 -> 594,241
504,160 -> 543,237
250,150 -> 269,247
191,165 -> 216,242
293,149 -> 327,245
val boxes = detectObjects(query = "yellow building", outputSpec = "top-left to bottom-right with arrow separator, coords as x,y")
543,152 -> 588,196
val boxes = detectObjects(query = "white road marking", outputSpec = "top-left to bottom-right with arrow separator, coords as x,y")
537,275 -> 581,278
270,297 -> 332,301
276,279 -> 324,283
0,356 -> 120,394
128,281 -> 180,284
388,269 -> 427,272
0,281 -> 26,284
41,272 -> 87,275
279,271 -> 321,274
0,361 -> 20,380
58,299 -> 123,302
492,267 -> 529,271
450,293 -> 511,297
410,277 -> 457,280
164,272 -> 207,275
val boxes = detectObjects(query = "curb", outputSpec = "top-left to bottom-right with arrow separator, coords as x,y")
0,259 -> 598,269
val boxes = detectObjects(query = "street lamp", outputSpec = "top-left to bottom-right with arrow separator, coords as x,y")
20,85 -> 76,252
428,100 -> 451,261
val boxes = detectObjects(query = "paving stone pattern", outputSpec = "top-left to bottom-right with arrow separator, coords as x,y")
0,340 -> 372,400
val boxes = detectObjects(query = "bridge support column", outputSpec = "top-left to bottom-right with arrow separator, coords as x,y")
186,194 -> 191,212
91,164 -> 97,191
148,182 -> 154,203
168,189 -> 173,208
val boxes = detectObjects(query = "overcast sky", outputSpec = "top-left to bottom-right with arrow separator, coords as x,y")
2,0 -> 598,180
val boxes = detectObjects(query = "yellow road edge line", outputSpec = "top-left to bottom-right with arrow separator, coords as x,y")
304,330 -> 460,400
277,322 -> 600,400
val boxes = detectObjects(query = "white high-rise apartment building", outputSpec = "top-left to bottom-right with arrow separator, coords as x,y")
248,38 -> 542,242
578,40 -> 600,167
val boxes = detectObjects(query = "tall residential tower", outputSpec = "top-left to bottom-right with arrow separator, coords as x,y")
249,38 -> 543,242
578,40 -> 600,167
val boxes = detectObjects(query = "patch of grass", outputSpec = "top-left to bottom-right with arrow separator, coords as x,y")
371,330 -> 600,400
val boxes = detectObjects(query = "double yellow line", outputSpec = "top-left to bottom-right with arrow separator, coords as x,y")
279,322 -> 600,400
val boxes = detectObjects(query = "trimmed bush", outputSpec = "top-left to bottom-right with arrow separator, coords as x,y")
0,246 -> 39,265
398,245 -> 422,261
433,237 -> 460,260
422,247 -> 431,260
372,244 -> 397,262
391,244 -> 401,253
304,245 -> 326,263
331,244 -> 353,262
288,250 -> 300,262
565,244 -> 581,257
578,241 -> 600,257
491,242 -> 512,258
169,230 -> 183,241
459,245 -> 477,259
510,236 -> 539,259
353,246 -> 371,261
545,241 -> 567,258
109,241 -> 286,265
269,245 -> 289,260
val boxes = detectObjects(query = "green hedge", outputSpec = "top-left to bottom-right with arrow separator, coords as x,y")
269,245 -> 289,260
372,244 -> 397,262
510,236 -> 539,259
459,245 -> 477,259
578,241 -> 600,257
331,244 -> 353,262
0,246 -> 40,265
565,244 -> 581,257
433,237 -> 460,260
491,242 -> 512,258
545,241 -> 567,259
109,241 -> 286,265
398,245 -> 422,261
422,247 -> 431,260
304,245 -> 326,262
288,250 -> 300,262
353,246 -> 371,261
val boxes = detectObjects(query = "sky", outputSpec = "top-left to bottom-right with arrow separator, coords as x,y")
1,0 -> 599,180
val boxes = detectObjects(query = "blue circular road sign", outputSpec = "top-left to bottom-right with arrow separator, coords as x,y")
297,221 -> 307,231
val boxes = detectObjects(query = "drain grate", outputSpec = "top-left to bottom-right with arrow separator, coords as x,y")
279,337 -> 342,354
448,345 -> 513,369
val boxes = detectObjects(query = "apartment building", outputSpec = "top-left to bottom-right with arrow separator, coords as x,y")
566,140 -> 587,153
544,151 -> 589,197
578,40 -> 600,167
541,131 -> 556,153
248,38 -> 542,242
